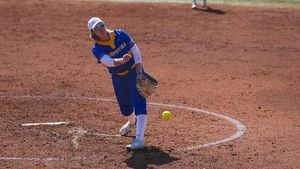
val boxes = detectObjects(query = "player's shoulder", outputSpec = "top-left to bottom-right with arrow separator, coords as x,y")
93,42 -> 101,48
114,28 -> 125,33
114,29 -> 130,36
92,42 -> 105,51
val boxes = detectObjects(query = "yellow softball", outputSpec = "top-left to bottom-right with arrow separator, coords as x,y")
161,111 -> 172,121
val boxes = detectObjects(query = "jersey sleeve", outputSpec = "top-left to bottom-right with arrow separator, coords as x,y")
92,46 -> 106,61
131,44 -> 142,64
120,29 -> 135,49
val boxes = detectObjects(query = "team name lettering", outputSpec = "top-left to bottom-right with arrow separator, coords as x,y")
108,42 -> 127,57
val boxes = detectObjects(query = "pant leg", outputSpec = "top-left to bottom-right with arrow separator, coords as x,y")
112,75 -> 133,116
128,71 -> 147,115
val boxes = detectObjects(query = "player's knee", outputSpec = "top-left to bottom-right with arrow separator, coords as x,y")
132,99 -> 147,115
134,105 -> 147,115
120,106 -> 133,116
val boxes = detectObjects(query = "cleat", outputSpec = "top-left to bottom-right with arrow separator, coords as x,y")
119,121 -> 132,136
192,4 -> 197,9
126,138 -> 144,150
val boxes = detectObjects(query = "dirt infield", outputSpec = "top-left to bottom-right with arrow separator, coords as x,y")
0,0 -> 299,168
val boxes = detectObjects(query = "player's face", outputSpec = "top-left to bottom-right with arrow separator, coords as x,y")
93,22 -> 109,40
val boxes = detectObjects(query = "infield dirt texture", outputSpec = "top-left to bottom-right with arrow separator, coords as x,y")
0,0 -> 299,169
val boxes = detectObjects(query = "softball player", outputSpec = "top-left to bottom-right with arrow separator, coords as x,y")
87,17 -> 147,150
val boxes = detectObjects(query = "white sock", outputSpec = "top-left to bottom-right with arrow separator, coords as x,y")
192,0 -> 197,6
128,113 -> 136,125
136,114 -> 147,141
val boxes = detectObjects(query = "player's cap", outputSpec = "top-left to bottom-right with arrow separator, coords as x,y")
87,17 -> 105,30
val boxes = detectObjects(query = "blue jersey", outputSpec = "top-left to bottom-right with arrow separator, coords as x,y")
92,29 -> 135,75
91,29 -> 147,116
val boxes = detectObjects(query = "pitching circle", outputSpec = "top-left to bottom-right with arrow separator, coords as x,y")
0,95 -> 246,161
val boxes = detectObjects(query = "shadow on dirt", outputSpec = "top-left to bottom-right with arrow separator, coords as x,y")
194,6 -> 226,14
124,146 -> 179,169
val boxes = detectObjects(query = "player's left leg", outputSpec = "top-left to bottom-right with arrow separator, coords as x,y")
126,71 -> 147,150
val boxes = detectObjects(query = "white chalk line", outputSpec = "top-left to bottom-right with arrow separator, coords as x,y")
21,122 -> 69,127
89,132 -> 121,137
0,95 -> 246,160
0,157 -> 61,161
0,156 -> 86,161
150,102 -> 246,151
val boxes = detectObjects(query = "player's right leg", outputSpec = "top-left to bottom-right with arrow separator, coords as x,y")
125,72 -> 147,150
119,113 -> 136,136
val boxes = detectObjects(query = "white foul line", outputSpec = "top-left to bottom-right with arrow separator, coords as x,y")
0,95 -> 246,160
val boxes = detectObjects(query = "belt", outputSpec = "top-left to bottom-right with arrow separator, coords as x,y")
116,64 -> 136,76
